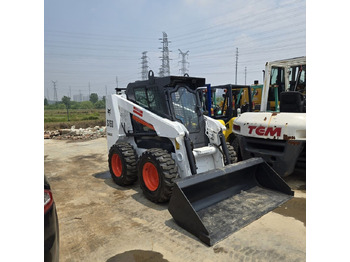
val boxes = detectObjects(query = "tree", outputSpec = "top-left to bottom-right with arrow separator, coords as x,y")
44,98 -> 48,106
62,96 -> 71,121
90,93 -> 98,104
94,100 -> 105,109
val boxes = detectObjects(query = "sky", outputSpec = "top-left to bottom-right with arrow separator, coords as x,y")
44,0 -> 306,101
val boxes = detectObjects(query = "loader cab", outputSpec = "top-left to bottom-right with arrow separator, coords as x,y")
126,71 -> 208,149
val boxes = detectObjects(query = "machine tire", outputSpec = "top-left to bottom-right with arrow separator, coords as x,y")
230,137 -> 242,161
108,142 -> 138,186
225,142 -> 238,164
138,148 -> 178,203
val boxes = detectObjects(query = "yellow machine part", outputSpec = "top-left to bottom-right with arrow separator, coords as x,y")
218,117 -> 236,141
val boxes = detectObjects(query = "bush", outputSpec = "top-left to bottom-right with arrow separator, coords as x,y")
79,101 -> 94,109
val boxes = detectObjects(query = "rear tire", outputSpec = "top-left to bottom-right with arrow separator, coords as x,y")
138,148 -> 178,203
108,142 -> 138,186
226,142 -> 238,164
230,137 -> 242,161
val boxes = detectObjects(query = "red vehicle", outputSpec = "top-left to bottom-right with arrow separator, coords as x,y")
44,176 -> 59,261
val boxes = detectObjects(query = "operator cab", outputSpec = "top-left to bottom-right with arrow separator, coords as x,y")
125,71 -> 208,149
264,57 -> 306,112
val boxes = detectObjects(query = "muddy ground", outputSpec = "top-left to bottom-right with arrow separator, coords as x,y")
44,138 -> 306,262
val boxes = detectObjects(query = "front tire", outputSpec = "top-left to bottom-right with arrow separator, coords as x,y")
108,142 -> 138,186
138,148 -> 178,203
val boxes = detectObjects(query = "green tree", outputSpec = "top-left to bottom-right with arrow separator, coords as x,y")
94,99 -> 105,109
44,98 -> 48,106
90,93 -> 98,104
62,96 -> 71,121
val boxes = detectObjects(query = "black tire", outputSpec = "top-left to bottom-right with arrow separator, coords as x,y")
225,142 -> 238,164
230,136 -> 242,161
137,148 -> 178,203
108,141 -> 138,186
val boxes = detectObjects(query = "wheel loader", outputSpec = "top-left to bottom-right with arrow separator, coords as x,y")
106,70 -> 293,246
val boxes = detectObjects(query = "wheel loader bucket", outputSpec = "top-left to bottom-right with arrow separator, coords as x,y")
168,157 -> 294,246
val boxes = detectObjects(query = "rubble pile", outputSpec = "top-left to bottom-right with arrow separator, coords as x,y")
44,126 -> 106,140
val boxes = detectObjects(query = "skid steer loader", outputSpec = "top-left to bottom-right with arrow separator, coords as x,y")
106,71 -> 293,246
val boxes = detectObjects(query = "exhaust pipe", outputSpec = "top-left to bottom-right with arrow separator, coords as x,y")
168,157 -> 294,246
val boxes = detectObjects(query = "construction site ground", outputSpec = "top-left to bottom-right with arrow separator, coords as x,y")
44,137 -> 306,262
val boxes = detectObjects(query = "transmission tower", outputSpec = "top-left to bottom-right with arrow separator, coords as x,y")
52,80 -> 58,102
141,51 -> 149,80
159,32 -> 171,77
178,49 -> 189,75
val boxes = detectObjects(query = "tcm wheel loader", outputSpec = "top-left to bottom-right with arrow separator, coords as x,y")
233,56 -> 306,177
106,71 -> 293,246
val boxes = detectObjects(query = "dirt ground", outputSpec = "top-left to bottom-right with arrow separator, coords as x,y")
44,138 -> 306,262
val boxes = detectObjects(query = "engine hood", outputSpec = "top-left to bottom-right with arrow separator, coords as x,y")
233,112 -> 306,141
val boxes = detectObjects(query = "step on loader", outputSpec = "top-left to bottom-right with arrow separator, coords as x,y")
106,71 -> 293,246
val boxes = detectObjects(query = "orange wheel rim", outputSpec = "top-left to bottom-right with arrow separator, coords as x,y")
142,162 -> 159,191
111,154 -> 122,177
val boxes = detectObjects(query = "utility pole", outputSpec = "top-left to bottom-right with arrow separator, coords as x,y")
235,48 -> 238,85
116,76 -> 118,89
105,85 -> 107,97
159,32 -> 171,77
141,51 -> 149,80
245,67 -> 247,85
88,82 -> 91,98
52,80 -> 58,102
178,49 -> 189,75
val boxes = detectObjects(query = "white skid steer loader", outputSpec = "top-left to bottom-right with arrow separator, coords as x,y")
106,71 -> 293,246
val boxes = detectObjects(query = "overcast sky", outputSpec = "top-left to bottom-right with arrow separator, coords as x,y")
44,0 -> 305,101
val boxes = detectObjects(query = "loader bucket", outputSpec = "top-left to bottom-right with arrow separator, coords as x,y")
168,157 -> 294,246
